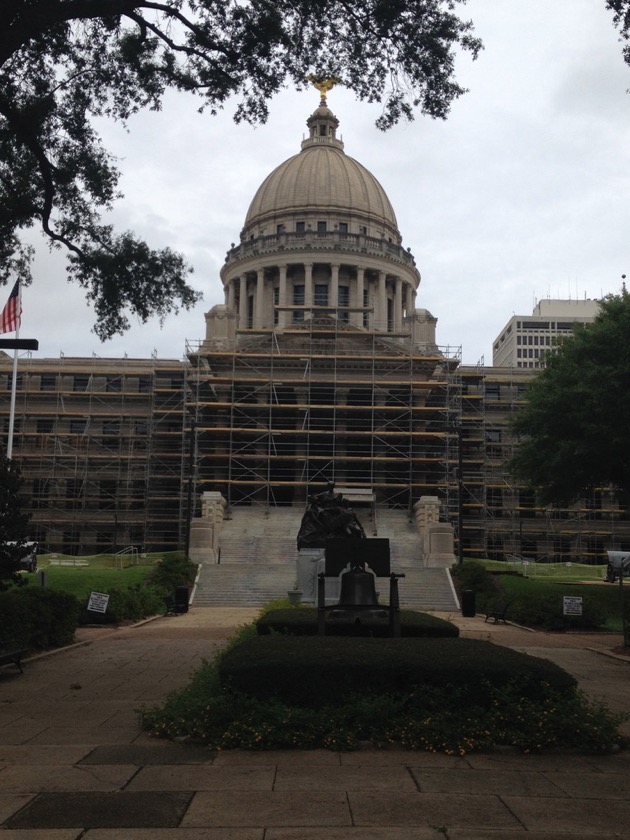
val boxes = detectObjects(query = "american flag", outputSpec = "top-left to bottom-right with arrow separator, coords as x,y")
0,280 -> 21,334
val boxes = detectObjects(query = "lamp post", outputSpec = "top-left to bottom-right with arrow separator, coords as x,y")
1,338 -> 39,459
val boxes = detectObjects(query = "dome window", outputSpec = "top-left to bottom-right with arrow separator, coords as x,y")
317,221 -> 327,235
339,222 -> 348,235
314,284 -> 328,306
296,221 -> 305,234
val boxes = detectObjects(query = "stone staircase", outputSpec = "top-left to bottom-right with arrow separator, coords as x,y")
192,505 -> 459,611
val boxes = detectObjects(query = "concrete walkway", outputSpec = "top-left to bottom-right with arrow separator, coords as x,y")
1,608 -> 630,838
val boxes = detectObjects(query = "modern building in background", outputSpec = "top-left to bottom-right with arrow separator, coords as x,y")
1,95 -> 627,564
492,299 -> 601,367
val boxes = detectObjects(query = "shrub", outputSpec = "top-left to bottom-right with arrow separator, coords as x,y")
256,608 -> 459,637
141,652 -> 625,754
0,587 -> 80,648
80,583 -> 165,625
218,636 -> 575,709
146,553 -> 197,593
451,560 -> 499,610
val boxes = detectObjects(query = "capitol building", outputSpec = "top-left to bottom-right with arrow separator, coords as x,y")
2,92 -> 628,585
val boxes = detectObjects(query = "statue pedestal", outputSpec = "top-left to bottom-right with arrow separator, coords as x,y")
297,549 -> 341,604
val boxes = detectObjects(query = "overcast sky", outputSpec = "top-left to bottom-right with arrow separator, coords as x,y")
16,0 -> 630,364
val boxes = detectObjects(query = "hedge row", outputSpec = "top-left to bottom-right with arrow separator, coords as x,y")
218,635 -> 576,709
0,588 -> 80,649
256,608 -> 459,637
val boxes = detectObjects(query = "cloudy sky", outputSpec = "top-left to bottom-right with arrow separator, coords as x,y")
15,0 -> 630,364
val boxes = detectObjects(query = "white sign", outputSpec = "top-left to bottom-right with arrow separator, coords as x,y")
87,591 -> 110,614
563,595 -> 583,616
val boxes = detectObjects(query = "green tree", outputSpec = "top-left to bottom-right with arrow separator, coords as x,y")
0,0 -> 481,339
607,1 -> 630,66
510,289 -> 630,507
0,456 -> 31,589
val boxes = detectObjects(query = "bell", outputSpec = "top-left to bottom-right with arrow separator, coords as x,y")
338,569 -> 379,606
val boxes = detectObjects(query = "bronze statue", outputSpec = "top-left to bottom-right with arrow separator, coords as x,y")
297,483 -> 366,549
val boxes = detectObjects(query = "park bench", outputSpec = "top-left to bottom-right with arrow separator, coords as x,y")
484,603 -> 509,624
0,641 -> 28,673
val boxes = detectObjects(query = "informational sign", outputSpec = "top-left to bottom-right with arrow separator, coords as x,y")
87,591 -> 110,614
563,595 -> 583,616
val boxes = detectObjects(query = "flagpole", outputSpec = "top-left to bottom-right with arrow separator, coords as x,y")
6,289 -> 20,460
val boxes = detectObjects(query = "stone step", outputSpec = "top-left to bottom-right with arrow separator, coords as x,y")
192,563 -> 458,611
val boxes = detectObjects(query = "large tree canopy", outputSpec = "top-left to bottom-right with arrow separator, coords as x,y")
510,290 -> 630,507
0,0 -> 481,339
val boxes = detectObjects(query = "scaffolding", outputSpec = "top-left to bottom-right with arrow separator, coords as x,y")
0,352 -> 186,554
186,315 -> 462,521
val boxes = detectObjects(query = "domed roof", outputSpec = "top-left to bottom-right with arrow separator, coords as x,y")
242,99 -> 400,242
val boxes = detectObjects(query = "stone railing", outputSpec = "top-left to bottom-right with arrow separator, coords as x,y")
223,231 -> 418,271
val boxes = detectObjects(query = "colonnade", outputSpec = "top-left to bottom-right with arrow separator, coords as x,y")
224,261 -> 417,332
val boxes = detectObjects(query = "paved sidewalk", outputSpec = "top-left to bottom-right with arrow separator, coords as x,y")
1,608 -> 629,839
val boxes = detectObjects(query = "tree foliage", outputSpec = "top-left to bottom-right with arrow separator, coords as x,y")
510,290 -> 630,507
607,0 -> 630,66
0,0 -> 481,338
0,456 -> 31,590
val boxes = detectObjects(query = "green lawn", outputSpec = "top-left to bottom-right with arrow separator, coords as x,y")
23,565 -> 154,600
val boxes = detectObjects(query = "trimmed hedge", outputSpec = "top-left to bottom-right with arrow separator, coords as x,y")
218,635 -> 576,709
257,608 -> 459,638
0,587 -> 80,649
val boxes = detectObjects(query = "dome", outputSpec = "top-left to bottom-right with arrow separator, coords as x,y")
241,100 -> 401,244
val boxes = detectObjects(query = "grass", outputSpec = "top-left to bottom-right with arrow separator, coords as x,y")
483,559 -> 609,582
23,565 -> 154,600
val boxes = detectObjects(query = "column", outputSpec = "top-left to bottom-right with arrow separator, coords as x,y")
394,277 -> 403,331
330,263 -> 339,310
304,263 -> 313,315
351,266 -> 364,328
278,263 -> 288,329
227,279 -> 235,311
255,268 -> 265,328
377,271 -> 387,331
238,274 -> 248,328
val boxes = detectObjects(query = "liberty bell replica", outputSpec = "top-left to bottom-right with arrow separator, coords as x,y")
328,539 -> 389,620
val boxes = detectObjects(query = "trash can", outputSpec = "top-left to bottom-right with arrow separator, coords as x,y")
461,589 -> 476,618
175,586 -> 189,614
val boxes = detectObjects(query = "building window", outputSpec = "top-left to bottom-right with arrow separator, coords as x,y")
293,284 -> 305,322
70,418 -> 87,434
314,284 -> 328,306
317,221 -> 327,235
6,374 -> 23,391
37,418 -> 54,434
102,419 -> 120,435
273,287 -> 279,325
40,374 -> 56,391
296,221 -> 305,235
138,375 -> 152,393
338,222 -> 348,235
276,224 -> 285,234
106,376 -> 122,392
73,375 -> 89,392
